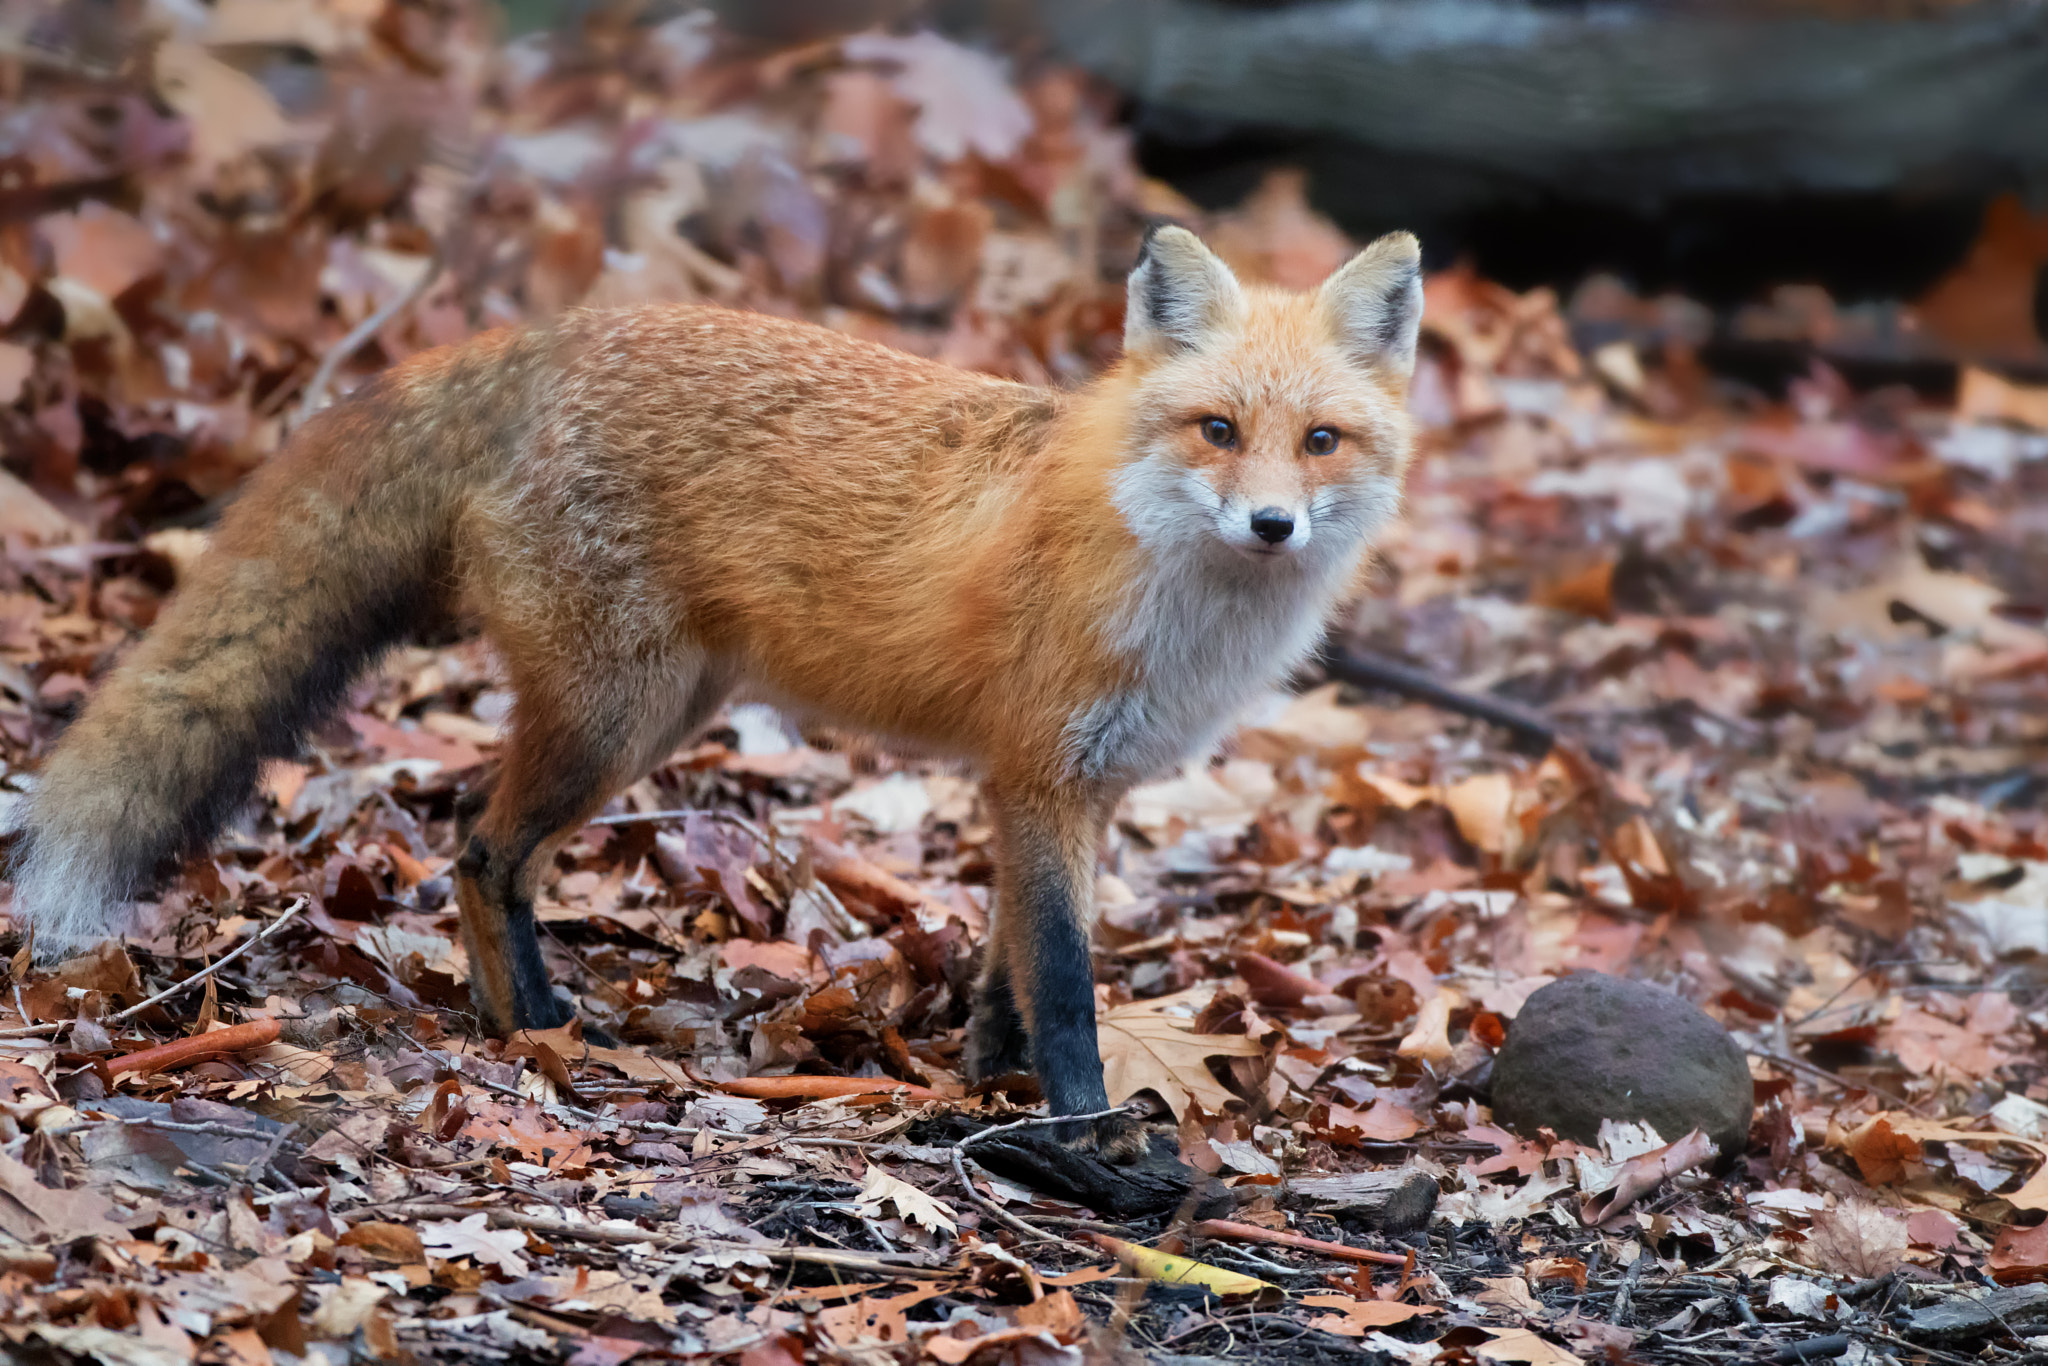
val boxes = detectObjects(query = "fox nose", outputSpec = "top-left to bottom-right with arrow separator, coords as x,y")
1250,508 -> 1295,545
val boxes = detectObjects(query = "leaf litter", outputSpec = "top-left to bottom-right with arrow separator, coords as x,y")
0,3 -> 2041,1364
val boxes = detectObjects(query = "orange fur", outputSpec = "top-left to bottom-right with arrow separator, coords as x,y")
13,227 -> 1423,1124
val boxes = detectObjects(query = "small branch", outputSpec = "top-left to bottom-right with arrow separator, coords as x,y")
1190,1217 -> 1409,1268
109,1017 -> 281,1076
45,1115 -> 297,1143
960,1104 -> 1141,1153
378,1202 -> 953,1277
0,896 -> 309,1040
949,1145 -> 1100,1259
294,253 -> 445,426
1320,643 -> 1555,754
110,896 -> 311,1026
586,808 -> 699,826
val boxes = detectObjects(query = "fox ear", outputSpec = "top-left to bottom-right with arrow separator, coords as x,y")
1124,225 -> 1245,360
1320,231 -> 1423,378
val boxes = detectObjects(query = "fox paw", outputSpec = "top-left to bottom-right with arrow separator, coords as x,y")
1065,1110 -> 1148,1166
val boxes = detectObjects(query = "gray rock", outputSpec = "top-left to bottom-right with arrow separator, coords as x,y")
1490,972 -> 1753,1162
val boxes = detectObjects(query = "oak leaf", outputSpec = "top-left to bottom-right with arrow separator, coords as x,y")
418,1214 -> 529,1276
1097,988 -> 1268,1118
854,1169 -> 956,1235
1299,1294 -> 1436,1336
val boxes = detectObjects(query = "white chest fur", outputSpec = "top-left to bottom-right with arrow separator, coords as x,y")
1060,537 -> 1355,785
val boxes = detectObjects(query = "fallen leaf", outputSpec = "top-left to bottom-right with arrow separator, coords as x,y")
1300,1293 -> 1436,1336
1097,988 -> 1270,1117
1474,1327 -> 1582,1366
1804,1200 -> 1911,1280
418,1214 -> 529,1276
853,1170 -> 957,1236
1395,987 -> 1458,1066
1989,1221 -> 2048,1285
1087,1234 -> 1274,1296
841,32 -> 1032,163
1581,1128 -> 1718,1225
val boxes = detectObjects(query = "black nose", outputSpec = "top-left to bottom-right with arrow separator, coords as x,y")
1250,508 -> 1294,544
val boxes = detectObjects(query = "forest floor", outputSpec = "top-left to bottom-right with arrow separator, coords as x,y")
0,4 -> 2044,1365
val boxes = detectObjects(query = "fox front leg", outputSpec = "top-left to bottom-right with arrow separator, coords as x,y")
978,780 -> 1145,1162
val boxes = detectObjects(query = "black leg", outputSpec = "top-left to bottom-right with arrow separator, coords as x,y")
990,782 -> 1145,1161
965,959 -> 1032,1083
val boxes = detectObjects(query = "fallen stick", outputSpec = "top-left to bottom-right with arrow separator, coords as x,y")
950,1146 -> 1101,1259
713,1075 -> 942,1102
1190,1217 -> 1409,1268
109,1018 -> 281,1076
294,252 -> 444,424
1321,644 -> 1555,754
0,895 -> 311,1039
960,1104 -> 1140,1152
383,1202 -> 954,1278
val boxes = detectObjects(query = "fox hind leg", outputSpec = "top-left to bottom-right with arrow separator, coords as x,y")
457,647 -> 732,1036
964,946 -> 1032,1084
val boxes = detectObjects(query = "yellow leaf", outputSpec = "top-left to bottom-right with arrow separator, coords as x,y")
1097,987 -> 1268,1118
1089,1235 -> 1274,1296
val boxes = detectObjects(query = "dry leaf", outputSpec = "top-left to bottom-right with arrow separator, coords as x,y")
1087,1234 -> 1274,1296
1395,987 -> 1459,1066
1474,1327 -> 1583,1366
1299,1294 -> 1436,1336
1582,1128 -> 1718,1225
418,1215 -> 529,1276
853,1170 -> 957,1236
1989,1221 -> 2048,1285
1803,1200 -> 1911,1280
1097,988 -> 1269,1117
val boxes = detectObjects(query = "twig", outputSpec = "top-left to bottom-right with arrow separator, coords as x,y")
0,896 -> 310,1039
948,1146 -> 1100,1259
45,1115 -> 296,1143
294,253 -> 444,425
587,808 -> 703,826
1749,1048 -> 1915,1111
960,1104 -> 1141,1152
110,897 -> 310,1025
1191,1217 -> 1408,1268
1320,643 -> 1555,754
109,1017 -> 281,1076
376,1201 -> 953,1277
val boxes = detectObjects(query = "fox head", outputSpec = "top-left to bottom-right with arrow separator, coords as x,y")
1110,225 -> 1421,568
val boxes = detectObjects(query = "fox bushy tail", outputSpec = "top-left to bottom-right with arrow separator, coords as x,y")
11,346 -> 513,959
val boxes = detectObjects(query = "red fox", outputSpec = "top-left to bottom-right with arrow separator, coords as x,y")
9,226 -> 1420,1151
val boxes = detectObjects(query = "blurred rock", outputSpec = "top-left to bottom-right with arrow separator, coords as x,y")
1491,972 -> 1754,1162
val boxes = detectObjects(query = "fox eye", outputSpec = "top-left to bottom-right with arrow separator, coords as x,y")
1198,416 -> 1236,448
1305,427 -> 1340,456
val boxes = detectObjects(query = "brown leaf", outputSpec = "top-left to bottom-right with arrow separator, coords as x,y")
1299,1293 -> 1436,1336
39,203 -> 163,300
1804,1200 -> 1911,1280
338,1222 -> 425,1264
1989,1221 -> 2048,1285
1531,558 -> 1617,621
0,1151 -> 138,1245
1097,988 -> 1269,1118
1582,1128 -> 1718,1226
